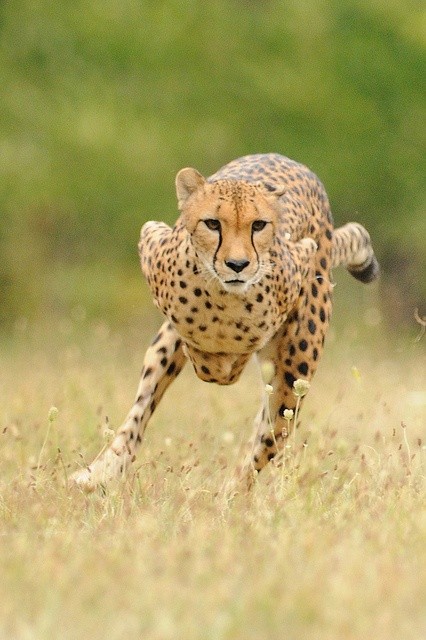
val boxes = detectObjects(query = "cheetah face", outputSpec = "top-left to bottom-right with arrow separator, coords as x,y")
176,168 -> 284,293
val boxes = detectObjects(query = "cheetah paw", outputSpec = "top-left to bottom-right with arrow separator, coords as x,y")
70,448 -> 132,493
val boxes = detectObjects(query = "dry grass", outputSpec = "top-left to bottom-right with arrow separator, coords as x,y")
0,316 -> 425,640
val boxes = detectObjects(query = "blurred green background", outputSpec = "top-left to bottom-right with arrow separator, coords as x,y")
0,0 -> 424,328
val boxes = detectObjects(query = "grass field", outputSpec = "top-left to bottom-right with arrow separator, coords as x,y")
0,310 -> 425,640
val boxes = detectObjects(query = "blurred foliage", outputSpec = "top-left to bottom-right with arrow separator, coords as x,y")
0,0 -> 424,324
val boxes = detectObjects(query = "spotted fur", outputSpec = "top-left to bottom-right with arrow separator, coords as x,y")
72,153 -> 378,492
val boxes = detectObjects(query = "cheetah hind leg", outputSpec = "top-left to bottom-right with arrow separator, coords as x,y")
71,321 -> 186,492
224,338 -> 314,498
225,264 -> 333,497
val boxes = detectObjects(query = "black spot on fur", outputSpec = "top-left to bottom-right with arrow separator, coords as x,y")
298,362 -> 309,376
167,362 -> 176,376
285,371 -> 296,388
299,339 -> 308,351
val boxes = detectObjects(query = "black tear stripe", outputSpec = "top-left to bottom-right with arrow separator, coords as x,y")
212,229 -> 222,273
250,204 -> 261,263
251,234 -> 260,264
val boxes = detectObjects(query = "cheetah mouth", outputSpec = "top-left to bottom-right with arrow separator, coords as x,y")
221,278 -> 251,294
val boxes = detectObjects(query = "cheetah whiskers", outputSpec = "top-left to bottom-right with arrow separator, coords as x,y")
193,263 -> 222,289
251,261 -> 275,286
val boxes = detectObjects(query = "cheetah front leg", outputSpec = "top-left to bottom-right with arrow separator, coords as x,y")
71,321 -> 186,491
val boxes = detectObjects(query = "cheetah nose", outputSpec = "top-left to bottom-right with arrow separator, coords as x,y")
225,258 -> 250,273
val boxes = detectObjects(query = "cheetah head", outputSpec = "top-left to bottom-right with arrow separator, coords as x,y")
176,167 -> 285,293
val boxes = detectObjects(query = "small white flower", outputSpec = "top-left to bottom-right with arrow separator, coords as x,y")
48,406 -> 59,422
283,408 -> 294,421
293,378 -> 310,397
103,427 -> 115,442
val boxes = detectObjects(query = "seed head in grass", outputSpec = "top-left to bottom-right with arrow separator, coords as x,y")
281,409 -> 294,441
293,379 -> 310,398
103,427 -> 115,444
261,360 -> 275,385
48,406 -> 59,423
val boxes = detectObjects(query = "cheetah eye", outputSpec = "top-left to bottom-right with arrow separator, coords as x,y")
204,219 -> 221,231
252,220 -> 268,232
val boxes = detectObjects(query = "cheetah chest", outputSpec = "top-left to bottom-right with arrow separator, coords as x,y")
168,284 -> 287,384
169,284 -> 285,354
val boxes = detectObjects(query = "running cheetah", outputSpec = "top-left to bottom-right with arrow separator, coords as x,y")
72,153 -> 378,492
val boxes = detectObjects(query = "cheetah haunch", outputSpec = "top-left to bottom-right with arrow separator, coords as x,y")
72,154 -> 379,492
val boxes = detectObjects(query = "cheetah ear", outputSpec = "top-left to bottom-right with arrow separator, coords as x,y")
264,184 -> 287,198
176,168 -> 206,208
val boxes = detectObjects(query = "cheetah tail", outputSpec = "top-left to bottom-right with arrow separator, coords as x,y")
331,223 -> 379,283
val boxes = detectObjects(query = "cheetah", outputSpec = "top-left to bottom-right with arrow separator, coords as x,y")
72,153 -> 378,492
